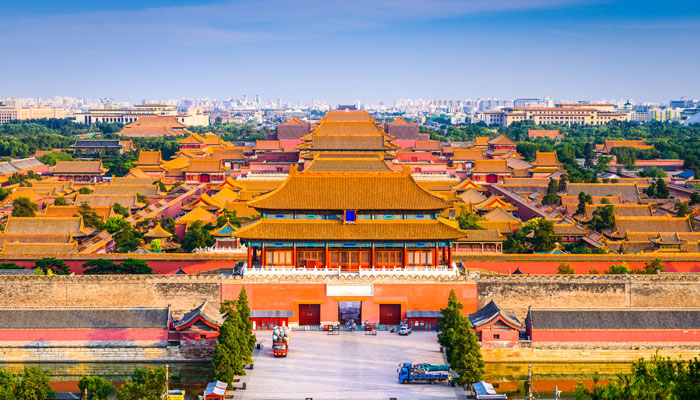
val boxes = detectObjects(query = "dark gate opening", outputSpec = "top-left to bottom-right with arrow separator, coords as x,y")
338,301 -> 361,325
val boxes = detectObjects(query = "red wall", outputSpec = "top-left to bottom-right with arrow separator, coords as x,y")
533,329 -> 700,342
460,260 -> 700,274
7,257 -> 700,275
0,329 -> 167,342
8,260 -> 236,275
222,282 -> 477,324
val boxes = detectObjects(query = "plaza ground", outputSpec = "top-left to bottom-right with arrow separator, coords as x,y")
239,330 -> 463,400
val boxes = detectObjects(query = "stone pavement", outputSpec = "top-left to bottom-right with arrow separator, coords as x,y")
238,330 -> 462,399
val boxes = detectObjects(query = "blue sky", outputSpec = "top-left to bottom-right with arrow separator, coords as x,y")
1,0 -> 698,104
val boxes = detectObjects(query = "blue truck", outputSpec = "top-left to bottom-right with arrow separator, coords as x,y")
397,362 -> 451,384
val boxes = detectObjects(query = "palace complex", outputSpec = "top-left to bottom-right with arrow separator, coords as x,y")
1,108 -> 700,362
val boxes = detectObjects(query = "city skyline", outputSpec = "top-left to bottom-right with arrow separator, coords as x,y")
1,0 -> 699,103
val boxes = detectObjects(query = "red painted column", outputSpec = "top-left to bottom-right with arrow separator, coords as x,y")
292,244 -> 297,268
371,244 -> 376,268
402,245 -> 407,268
324,243 -> 329,268
433,245 -> 438,267
448,245 -> 453,267
247,245 -> 252,268
261,244 -> 266,267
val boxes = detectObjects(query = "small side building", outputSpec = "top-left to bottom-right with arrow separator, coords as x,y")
406,310 -> 441,331
469,301 -> 523,347
526,308 -> 700,346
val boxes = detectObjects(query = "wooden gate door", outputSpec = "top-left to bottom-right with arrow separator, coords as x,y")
379,304 -> 401,326
298,304 -> 321,326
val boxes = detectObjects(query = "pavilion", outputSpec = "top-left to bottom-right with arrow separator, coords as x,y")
234,164 -> 467,271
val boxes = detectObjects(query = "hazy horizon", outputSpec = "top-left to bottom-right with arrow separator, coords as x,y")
1,0 -> 698,104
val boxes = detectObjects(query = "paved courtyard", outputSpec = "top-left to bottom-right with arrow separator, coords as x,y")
239,330 -> 461,400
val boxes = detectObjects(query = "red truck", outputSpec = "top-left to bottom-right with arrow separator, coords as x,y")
272,326 -> 290,357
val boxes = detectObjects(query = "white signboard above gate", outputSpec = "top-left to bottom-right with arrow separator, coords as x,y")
326,285 -> 373,297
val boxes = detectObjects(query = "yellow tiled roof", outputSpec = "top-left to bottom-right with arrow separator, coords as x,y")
473,195 -> 518,212
224,201 -> 259,219
482,207 -> 519,222
452,149 -> 486,161
470,159 -> 511,174
458,189 -> 487,204
234,219 -> 466,241
136,150 -> 162,166
161,156 -> 190,170
1,241 -> 78,255
305,155 -> 392,173
211,187 -> 240,203
532,151 -> 562,167
44,205 -> 112,221
320,109 -> 374,122
613,216 -> 693,235
453,179 -> 485,192
184,159 -> 227,173
176,206 -> 217,224
248,167 -> 450,211
216,177 -> 245,191
144,223 -> 173,238
4,216 -> 89,237
476,220 -> 521,234
54,161 -> 107,174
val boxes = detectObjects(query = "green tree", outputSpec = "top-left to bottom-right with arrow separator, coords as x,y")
182,221 -> 215,252
0,262 -> 22,269
112,203 -> 130,217
576,192 -> 593,216
78,375 -> 115,400
34,258 -> 70,275
78,202 -> 103,229
450,316 -> 485,386
532,219 -> 560,252
0,368 -> 17,399
82,258 -> 152,274
113,224 -> 143,253
156,180 -> 167,193
542,192 -> 559,206
588,204 -> 615,231
503,228 -> 528,254
12,197 -> 38,217
639,258 -> 664,274
594,156 -> 612,175
78,187 -> 93,194
605,263 -> 631,275
676,201 -> 691,217
53,196 -> 68,206
557,263 -> 575,274
0,187 -> 9,202
574,355 -> 700,400
38,151 -> 72,166
437,290 -> 484,387
82,259 -> 119,275
655,178 -> 670,199
216,209 -> 242,228
104,217 -> 130,234
212,301 -> 245,384
237,287 -> 256,365
690,192 -> 700,205
13,367 -> 55,400
547,178 -> 559,194
136,193 -> 149,205
116,367 -> 166,400
438,290 -> 463,361
119,258 -> 153,274
456,207 -> 484,230
150,239 -> 163,252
